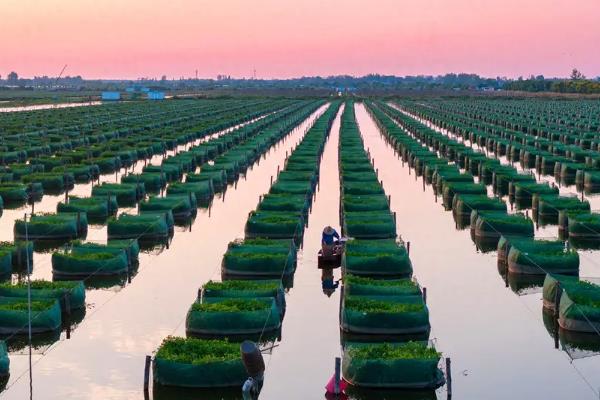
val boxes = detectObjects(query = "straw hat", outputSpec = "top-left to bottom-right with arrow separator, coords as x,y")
323,226 -> 335,235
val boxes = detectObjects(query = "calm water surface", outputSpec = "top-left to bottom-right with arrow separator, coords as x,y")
2,102 -> 600,400
355,103 -> 600,400
0,102 -> 102,113
0,105 -> 328,399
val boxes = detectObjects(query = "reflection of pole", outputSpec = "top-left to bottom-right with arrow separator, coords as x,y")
334,357 -> 341,394
446,357 -> 452,399
143,355 -> 151,399
25,213 -> 33,397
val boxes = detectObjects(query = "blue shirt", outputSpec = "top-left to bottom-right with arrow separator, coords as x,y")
322,229 -> 340,245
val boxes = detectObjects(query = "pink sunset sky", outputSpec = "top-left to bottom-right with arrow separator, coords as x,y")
1,0 -> 599,80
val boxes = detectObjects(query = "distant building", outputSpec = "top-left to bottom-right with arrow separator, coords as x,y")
147,91 -> 165,100
101,91 -> 121,101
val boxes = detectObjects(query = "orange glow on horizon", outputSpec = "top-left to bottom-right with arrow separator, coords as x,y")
1,0 -> 599,79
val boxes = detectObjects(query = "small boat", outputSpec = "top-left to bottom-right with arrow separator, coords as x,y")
318,238 -> 347,269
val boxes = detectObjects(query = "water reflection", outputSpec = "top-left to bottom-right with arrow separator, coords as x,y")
343,386 -> 438,400
321,268 -> 340,297
0,101 -> 102,113
542,309 -> 600,359
355,102 -> 600,399
153,384 -> 244,400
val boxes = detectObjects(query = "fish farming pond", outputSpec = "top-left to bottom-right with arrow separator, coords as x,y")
0,98 -> 598,399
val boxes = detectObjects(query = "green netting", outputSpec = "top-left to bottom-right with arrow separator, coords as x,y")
584,171 -> 600,191
423,160 -> 451,182
186,297 -> 281,335
30,156 -> 65,171
442,182 -> 486,208
92,183 -> 142,206
341,295 -> 429,334
52,246 -> 129,276
0,183 -> 28,202
106,239 -> 141,264
342,342 -> 444,389
200,164 -> 235,184
511,182 -> 558,208
0,250 -> 11,277
0,341 -> 8,377
496,235 -> 565,262
14,213 -> 87,240
276,170 -> 318,186
536,195 -> 590,224
559,289 -> 600,333
343,212 -> 396,239
121,172 -> 166,193
153,337 -> 247,388
269,181 -> 314,196
26,182 -> 44,200
342,181 -> 385,196
0,241 -> 33,268
343,239 -> 411,277
22,173 -> 66,191
341,171 -> 379,182
52,164 -> 93,182
507,239 -> 579,275
568,213 -> 600,241
559,162 -> 586,183
88,156 -> 119,173
245,211 -> 304,240
57,195 -> 118,220
139,195 -> 196,220
201,280 -> 285,307
167,181 -> 214,206
340,162 -> 374,174
0,297 -> 61,334
542,274 -> 599,310
221,238 -> 296,277
434,171 -> 473,193
494,171 -> 535,196
257,194 -> 309,214
143,164 -> 183,182
139,210 -> 175,231
164,154 -> 197,173
452,194 -> 506,219
107,213 -> 170,240
472,211 -> 534,240
342,194 -> 390,212
187,171 -> 227,192
344,275 -> 421,297
0,280 -> 85,311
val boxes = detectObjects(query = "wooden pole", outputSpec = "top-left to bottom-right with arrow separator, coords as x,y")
446,357 -> 452,399
143,355 -> 151,393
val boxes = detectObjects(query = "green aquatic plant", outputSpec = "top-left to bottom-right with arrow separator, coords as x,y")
203,280 -> 280,291
345,297 -> 424,313
191,299 -> 270,312
345,275 -> 416,288
156,337 -> 240,365
348,342 -> 440,360
0,299 -> 56,312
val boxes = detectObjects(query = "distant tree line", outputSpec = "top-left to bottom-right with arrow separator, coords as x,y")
1,69 -> 598,94
0,72 -> 506,92
504,69 -> 600,94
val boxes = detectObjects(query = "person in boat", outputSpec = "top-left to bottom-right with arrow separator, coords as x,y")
321,226 -> 340,257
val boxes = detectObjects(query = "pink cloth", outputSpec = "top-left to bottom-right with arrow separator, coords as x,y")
325,374 -> 348,394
